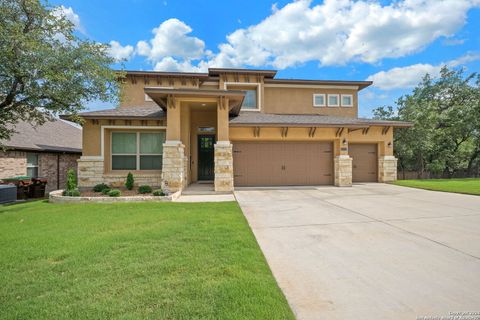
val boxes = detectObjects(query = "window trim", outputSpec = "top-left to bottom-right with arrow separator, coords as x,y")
110,131 -> 165,171
224,82 -> 261,111
26,152 -> 39,177
341,94 -> 353,107
327,94 -> 340,107
313,94 -> 326,107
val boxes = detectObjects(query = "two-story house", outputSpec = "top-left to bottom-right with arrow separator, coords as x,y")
74,68 -> 411,192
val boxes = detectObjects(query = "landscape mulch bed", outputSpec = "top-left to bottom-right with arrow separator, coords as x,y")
80,189 -> 152,197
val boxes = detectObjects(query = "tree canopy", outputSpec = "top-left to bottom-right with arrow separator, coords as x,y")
374,66 -> 480,178
0,0 -> 120,142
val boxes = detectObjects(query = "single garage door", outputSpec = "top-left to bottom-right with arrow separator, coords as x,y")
350,143 -> 378,182
233,142 -> 333,186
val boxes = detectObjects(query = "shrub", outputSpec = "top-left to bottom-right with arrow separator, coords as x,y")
101,188 -> 111,195
107,189 -> 121,197
138,185 -> 152,194
125,172 -> 134,190
93,183 -> 109,192
152,189 -> 165,196
63,188 -> 80,197
65,169 -> 77,191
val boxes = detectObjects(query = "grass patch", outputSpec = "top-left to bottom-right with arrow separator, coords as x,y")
0,201 -> 294,320
393,178 -> 480,195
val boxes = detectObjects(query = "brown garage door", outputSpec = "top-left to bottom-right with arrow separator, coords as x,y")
350,143 -> 378,182
233,142 -> 333,186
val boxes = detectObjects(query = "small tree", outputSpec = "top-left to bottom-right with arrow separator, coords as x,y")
125,172 -> 134,190
65,169 -> 77,191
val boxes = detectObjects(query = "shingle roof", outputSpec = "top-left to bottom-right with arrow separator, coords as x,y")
78,106 -> 165,119
2,119 -> 82,153
229,112 -> 412,127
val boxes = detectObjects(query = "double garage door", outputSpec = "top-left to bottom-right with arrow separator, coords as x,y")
233,142 -> 379,186
233,142 -> 334,186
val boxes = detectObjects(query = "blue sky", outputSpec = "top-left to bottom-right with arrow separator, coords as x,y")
50,0 -> 480,117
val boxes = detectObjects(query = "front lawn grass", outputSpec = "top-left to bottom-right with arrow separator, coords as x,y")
0,201 -> 294,320
393,178 -> 480,195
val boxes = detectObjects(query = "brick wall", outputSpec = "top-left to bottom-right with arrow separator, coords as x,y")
0,150 -> 80,193
38,153 -> 80,192
0,151 -> 27,178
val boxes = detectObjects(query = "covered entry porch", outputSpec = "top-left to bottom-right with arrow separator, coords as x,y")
145,88 -> 245,192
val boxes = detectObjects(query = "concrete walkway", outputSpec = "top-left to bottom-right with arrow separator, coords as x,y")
235,184 -> 480,320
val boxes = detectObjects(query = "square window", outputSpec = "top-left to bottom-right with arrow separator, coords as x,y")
341,95 -> 353,107
241,90 -> 257,109
112,155 -> 137,170
112,132 -> 137,154
313,94 -> 325,107
328,94 -> 339,107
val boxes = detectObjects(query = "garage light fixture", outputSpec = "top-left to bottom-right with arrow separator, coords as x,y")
342,138 -> 347,145
388,142 -> 392,148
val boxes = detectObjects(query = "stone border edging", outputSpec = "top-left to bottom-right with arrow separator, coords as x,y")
49,189 -> 181,203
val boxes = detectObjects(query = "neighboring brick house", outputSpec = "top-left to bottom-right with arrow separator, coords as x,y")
0,119 -> 82,192
71,68 -> 411,193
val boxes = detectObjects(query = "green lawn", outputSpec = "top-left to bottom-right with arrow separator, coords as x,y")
393,178 -> 480,195
0,201 -> 294,320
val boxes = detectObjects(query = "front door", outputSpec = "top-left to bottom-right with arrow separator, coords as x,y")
198,135 -> 215,181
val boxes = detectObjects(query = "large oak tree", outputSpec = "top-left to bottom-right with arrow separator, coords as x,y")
374,67 -> 480,178
0,0 -> 120,142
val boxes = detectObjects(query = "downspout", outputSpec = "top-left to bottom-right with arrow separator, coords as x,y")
57,153 -> 60,190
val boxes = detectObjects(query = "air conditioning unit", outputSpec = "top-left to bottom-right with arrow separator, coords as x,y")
0,184 -> 17,204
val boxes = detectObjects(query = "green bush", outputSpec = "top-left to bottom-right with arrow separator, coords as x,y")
125,172 -> 134,190
63,188 -> 80,197
101,188 -> 111,195
152,189 -> 165,196
65,169 -> 77,191
107,189 -> 121,197
138,185 -> 152,194
93,183 -> 109,192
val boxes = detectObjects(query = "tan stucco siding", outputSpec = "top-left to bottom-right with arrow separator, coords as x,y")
263,87 -> 358,117
81,119 -> 166,157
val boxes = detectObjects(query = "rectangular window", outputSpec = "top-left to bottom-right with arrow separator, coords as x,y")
313,94 -> 326,107
26,153 -> 38,177
328,94 -> 339,107
241,90 -> 257,110
111,132 -> 165,171
341,94 -> 353,107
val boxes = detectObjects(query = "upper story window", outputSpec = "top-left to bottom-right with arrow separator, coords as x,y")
241,89 -> 257,110
328,94 -> 339,107
111,132 -> 165,171
26,153 -> 38,177
313,94 -> 326,107
341,94 -> 353,107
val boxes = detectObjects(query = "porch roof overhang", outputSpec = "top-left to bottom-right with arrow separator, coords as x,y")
228,112 -> 413,128
144,87 -> 246,116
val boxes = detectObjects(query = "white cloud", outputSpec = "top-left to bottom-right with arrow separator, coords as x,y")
136,19 -> 205,62
107,41 -> 135,62
117,0 -> 480,71
52,5 -> 85,34
442,38 -> 465,46
153,57 -> 207,73
366,53 -> 480,90
205,0 -> 480,69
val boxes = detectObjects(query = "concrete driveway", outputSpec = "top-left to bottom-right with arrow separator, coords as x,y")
234,184 -> 480,320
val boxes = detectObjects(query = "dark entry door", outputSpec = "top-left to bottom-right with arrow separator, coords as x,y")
198,135 -> 215,180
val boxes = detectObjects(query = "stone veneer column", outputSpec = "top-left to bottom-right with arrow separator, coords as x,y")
378,156 -> 397,182
77,157 -> 104,188
334,155 -> 352,187
214,141 -> 234,192
161,141 -> 185,193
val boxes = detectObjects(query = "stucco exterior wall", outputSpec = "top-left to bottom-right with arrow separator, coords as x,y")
263,87 -> 357,117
